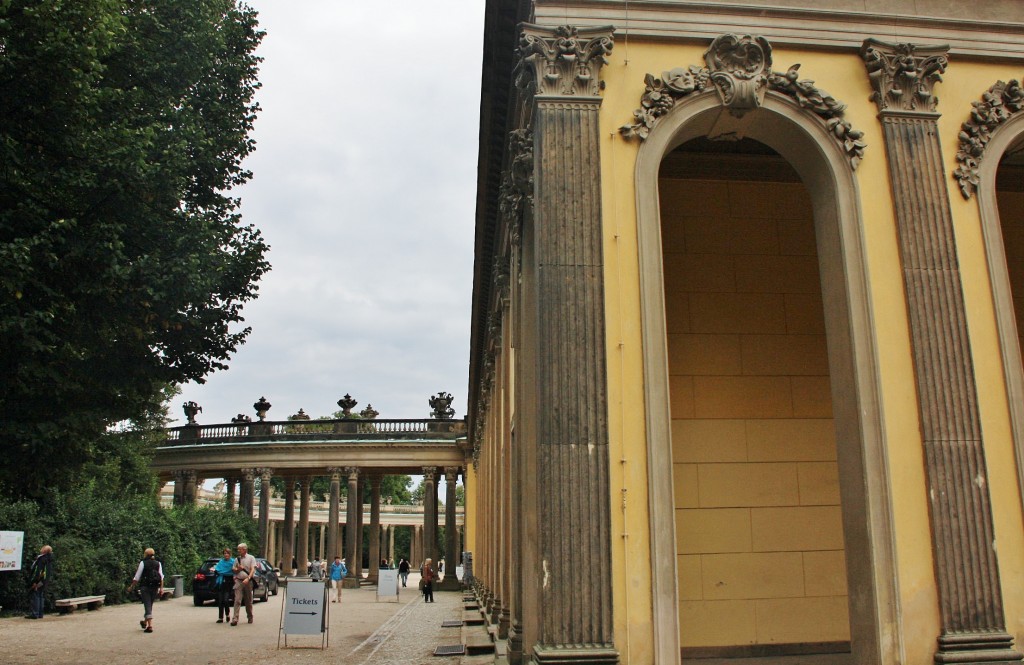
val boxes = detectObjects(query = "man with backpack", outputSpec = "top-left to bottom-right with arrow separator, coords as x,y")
129,548 -> 163,633
26,544 -> 54,619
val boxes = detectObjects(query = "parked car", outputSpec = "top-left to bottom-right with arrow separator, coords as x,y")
192,557 -> 280,606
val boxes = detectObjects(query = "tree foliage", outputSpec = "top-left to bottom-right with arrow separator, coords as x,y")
0,0 -> 269,497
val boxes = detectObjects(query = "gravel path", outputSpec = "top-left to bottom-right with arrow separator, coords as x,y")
1,575 -> 472,665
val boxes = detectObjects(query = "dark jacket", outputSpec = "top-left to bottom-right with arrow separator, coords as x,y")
398,560 -> 410,574
29,552 -> 54,589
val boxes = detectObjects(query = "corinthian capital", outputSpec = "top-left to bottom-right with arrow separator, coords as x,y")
515,24 -> 614,98
861,39 -> 949,114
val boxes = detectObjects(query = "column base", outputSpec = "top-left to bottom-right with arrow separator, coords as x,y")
435,576 -> 461,591
342,578 -> 360,589
532,645 -> 619,664
936,631 -> 1023,663
499,606 -> 511,640
508,622 -> 524,665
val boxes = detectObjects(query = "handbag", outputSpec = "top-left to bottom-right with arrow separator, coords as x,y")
418,577 -> 425,591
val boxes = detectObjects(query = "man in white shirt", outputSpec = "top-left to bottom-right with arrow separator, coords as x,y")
231,542 -> 257,625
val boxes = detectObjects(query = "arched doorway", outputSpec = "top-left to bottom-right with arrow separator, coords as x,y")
976,112 -> 1024,520
636,92 -> 898,664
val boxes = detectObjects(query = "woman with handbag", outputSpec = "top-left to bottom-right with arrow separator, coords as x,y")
213,548 -> 234,623
421,558 -> 435,603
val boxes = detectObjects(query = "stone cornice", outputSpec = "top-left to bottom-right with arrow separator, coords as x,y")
515,24 -> 615,99
532,1 -> 1024,61
862,39 -> 949,115
954,79 -> 1024,198
621,34 -> 866,169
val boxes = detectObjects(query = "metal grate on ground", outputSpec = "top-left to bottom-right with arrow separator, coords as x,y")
441,619 -> 463,627
434,644 -> 467,656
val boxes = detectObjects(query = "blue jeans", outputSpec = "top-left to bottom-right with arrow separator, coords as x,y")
400,572 -> 408,587
30,586 -> 45,617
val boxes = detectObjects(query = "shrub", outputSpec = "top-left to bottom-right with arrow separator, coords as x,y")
0,488 -> 256,613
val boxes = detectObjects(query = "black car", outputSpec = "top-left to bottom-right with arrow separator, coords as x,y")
192,557 -> 280,606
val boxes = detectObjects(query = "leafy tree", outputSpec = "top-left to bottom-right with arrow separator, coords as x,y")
0,0 -> 269,498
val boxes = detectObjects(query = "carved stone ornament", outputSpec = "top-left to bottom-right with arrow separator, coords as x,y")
499,127 -> 534,249
954,79 -> 1024,198
705,34 -> 773,116
620,34 -> 866,169
429,391 -> 456,420
861,38 -> 949,114
515,24 -> 614,98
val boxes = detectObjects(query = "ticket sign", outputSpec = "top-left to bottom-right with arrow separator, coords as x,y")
0,531 -> 24,571
282,579 -> 326,635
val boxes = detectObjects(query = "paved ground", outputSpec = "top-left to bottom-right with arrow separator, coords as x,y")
2,575 -> 477,665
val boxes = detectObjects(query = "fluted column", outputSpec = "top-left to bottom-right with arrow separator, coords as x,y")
257,468 -> 273,555
327,467 -> 342,563
344,467 -> 360,588
297,476 -> 311,574
436,466 -> 461,590
862,39 -> 1022,664
240,468 -> 255,517
356,476 -> 365,579
368,474 -> 382,582
515,24 -> 618,664
413,525 -> 423,567
172,470 -> 185,506
281,475 -> 296,576
389,525 -> 395,563
422,467 -> 437,563
225,477 -> 236,511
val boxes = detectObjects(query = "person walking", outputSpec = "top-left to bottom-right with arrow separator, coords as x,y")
421,558 -> 435,603
213,548 -> 234,623
231,542 -> 257,626
26,545 -> 54,619
398,558 -> 410,587
129,548 -> 163,633
309,556 -> 323,581
329,556 -> 347,603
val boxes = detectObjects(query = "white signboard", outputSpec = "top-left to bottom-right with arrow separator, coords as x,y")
0,531 -> 24,571
282,579 -> 326,635
455,565 -> 464,580
377,569 -> 399,600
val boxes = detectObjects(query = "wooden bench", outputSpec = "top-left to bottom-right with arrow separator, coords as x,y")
55,595 -> 105,613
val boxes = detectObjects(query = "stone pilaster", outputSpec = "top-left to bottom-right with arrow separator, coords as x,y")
423,467 -> 437,562
516,23 -> 618,665
257,467 -> 273,556
368,474 -> 382,583
281,476 -> 296,575
298,476 -> 311,574
862,38 -> 1022,665
344,467 -> 360,587
240,468 -> 255,516
327,467 -> 342,563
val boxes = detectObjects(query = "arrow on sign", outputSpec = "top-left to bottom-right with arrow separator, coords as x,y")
288,611 -> 318,616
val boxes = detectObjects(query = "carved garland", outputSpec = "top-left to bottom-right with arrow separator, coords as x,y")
953,79 -> 1024,199
620,34 -> 866,169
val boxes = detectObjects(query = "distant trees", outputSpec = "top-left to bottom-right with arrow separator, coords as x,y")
0,0 -> 269,497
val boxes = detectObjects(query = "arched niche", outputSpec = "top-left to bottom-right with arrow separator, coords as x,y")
634,90 -> 899,664
975,111 -> 1024,520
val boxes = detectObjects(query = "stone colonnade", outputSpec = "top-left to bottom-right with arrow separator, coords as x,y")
161,467 -> 464,581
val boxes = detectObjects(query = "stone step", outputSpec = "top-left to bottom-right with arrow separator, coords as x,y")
462,620 -> 495,655
463,610 -> 486,626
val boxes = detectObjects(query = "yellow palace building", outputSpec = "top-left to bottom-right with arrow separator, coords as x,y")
463,1 -> 1024,663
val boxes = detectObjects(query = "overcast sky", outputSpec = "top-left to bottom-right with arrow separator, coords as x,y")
177,2 -> 485,427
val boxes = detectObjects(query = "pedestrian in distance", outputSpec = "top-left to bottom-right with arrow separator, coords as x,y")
213,548 -> 234,623
128,548 -> 163,633
25,544 -> 54,619
421,558 -> 435,603
330,556 -> 347,602
398,558 -> 410,587
309,555 -> 323,581
231,542 -> 257,626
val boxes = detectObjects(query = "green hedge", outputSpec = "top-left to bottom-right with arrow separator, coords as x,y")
0,488 -> 256,614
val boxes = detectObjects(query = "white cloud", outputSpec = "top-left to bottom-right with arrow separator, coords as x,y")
177,0 -> 483,425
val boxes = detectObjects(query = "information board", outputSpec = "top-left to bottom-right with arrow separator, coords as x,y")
377,569 -> 399,600
281,578 -> 327,641
0,531 -> 24,571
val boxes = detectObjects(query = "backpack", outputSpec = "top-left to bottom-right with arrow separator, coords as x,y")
140,558 -> 161,588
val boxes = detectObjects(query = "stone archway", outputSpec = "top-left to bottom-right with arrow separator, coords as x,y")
969,109 -> 1024,522
632,68 -> 898,664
